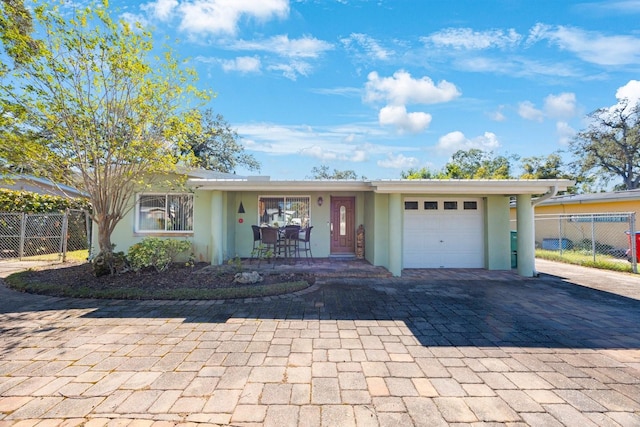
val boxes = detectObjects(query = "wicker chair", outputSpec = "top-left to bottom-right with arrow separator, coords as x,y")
250,225 -> 262,263
257,227 -> 279,267
298,226 -> 313,264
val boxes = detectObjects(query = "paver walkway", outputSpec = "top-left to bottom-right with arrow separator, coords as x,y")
0,260 -> 639,426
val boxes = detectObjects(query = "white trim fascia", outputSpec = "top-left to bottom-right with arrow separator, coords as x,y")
188,179 -> 371,192
370,179 -> 574,195
187,178 -> 574,195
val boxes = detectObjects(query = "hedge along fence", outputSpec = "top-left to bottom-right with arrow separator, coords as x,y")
0,188 -> 91,213
0,189 -> 92,261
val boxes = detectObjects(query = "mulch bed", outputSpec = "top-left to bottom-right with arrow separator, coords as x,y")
11,261 -> 315,294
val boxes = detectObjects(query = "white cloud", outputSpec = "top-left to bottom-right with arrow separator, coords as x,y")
299,146 -> 338,160
606,80 -> 640,116
230,35 -> 334,58
518,93 -> 578,123
120,12 -> 149,28
556,121 -> 576,146
423,27 -> 522,50
364,70 -> 461,106
177,0 -> 289,35
340,33 -> 393,60
615,79 -> 640,104
141,0 -> 178,21
267,60 -> 312,80
544,92 -> 577,119
435,131 -> 500,155
527,23 -> 640,66
351,150 -> 368,162
311,87 -> 361,97
378,105 -> 432,134
518,101 -> 544,122
488,106 -> 506,122
221,56 -> 261,73
377,153 -> 419,169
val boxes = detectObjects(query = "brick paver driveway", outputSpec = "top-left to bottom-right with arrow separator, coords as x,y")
1,261 -> 639,426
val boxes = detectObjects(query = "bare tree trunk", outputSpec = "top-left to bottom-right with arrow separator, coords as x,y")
92,219 -> 119,276
96,221 -> 114,255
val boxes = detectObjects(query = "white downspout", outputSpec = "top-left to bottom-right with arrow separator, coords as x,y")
532,185 -> 558,208
530,185 -> 558,276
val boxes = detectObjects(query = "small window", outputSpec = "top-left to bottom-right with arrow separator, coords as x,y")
136,194 -> 194,232
258,196 -> 310,227
464,201 -> 478,210
443,201 -> 458,210
424,201 -> 438,210
404,201 -> 419,210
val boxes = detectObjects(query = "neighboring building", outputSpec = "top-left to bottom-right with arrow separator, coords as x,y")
513,190 -> 640,253
1,174 -> 86,199
97,171 -> 573,277
532,190 -> 640,216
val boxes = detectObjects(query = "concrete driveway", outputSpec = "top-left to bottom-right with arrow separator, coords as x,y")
0,260 -> 639,426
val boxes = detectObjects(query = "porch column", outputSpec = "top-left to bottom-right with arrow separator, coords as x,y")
211,190 -> 224,265
388,193 -> 402,277
516,194 -> 535,277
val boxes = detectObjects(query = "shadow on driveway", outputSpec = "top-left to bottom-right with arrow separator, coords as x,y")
2,271 -> 639,352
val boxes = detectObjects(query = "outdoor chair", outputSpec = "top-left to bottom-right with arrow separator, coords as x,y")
250,225 -> 262,263
257,227 -> 279,267
279,225 -> 301,261
298,226 -> 313,264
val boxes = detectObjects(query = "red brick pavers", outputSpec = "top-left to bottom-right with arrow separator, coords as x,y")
1,260 -> 639,425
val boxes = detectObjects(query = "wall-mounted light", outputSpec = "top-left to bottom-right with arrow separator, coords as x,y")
317,196 -> 323,206
238,201 -> 245,214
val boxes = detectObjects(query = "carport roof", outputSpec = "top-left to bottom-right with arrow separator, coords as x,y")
188,177 -> 574,195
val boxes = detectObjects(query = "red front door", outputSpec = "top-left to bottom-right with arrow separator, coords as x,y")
330,196 -> 355,254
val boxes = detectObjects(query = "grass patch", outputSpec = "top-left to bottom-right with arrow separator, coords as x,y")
536,249 -> 634,273
19,249 -> 89,262
4,271 -> 310,300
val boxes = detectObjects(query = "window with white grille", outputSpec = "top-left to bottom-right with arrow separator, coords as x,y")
136,194 -> 194,232
258,196 -> 310,227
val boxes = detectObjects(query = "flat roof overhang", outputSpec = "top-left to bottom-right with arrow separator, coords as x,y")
187,178 -> 574,195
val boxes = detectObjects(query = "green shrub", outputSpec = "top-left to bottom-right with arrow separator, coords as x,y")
0,188 -> 91,213
128,237 -> 192,273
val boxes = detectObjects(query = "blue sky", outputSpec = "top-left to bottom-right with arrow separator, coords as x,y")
114,0 -> 640,179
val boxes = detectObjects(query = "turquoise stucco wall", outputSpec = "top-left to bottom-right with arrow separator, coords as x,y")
97,188 -> 213,261
101,187 -> 518,274
372,193 -> 391,271
484,195 -> 512,270
228,191 -> 367,260
516,194 -> 535,277
363,192 -> 375,265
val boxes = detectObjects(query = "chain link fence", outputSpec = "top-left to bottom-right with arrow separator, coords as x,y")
0,209 -> 90,261
513,212 -> 637,273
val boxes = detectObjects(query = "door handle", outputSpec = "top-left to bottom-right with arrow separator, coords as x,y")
330,223 -> 333,234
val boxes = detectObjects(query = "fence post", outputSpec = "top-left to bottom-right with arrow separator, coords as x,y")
631,212 -> 637,274
18,212 -> 26,260
591,214 -> 596,263
85,210 -> 92,258
558,215 -> 563,255
61,209 -> 69,262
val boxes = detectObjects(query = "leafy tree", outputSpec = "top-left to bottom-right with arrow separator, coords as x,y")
570,99 -> 640,190
520,152 -> 590,194
401,166 -> 437,179
0,0 -> 39,69
441,149 -> 515,179
179,109 -> 260,173
0,0 -> 56,177
520,152 -> 571,179
309,165 -> 361,180
0,1 -> 210,271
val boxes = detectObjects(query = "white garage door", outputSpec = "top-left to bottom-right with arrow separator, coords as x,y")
403,198 -> 484,268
